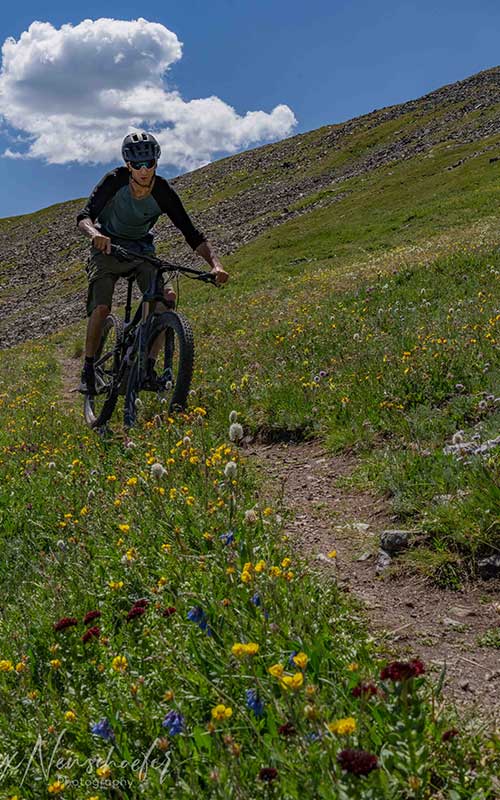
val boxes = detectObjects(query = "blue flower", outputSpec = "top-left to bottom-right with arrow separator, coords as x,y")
246,689 -> 264,717
288,650 -> 298,665
250,592 -> 261,607
162,710 -> 185,736
91,718 -> 115,741
187,606 -> 212,635
219,531 -> 235,546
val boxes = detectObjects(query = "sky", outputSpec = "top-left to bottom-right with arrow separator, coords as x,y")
0,0 -> 499,217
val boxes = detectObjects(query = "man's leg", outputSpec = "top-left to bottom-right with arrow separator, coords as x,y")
85,304 -> 111,357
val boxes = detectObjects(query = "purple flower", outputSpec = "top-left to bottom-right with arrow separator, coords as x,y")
288,650 -> 298,665
250,593 -> 261,607
337,749 -> 378,776
380,659 -> 425,682
219,531 -> 235,546
162,710 -> 185,736
91,718 -> 115,741
246,689 -> 264,717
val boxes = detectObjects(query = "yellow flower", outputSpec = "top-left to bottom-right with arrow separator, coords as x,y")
48,780 -> 65,794
226,566 -> 236,575
254,560 -> 266,573
347,662 -> 359,672
50,659 -> 61,670
107,475 -> 117,482
231,642 -> 260,658
15,661 -> 27,673
263,507 -> 273,516
292,652 -> 309,670
161,543 -> 172,553
328,717 -> 356,735
108,580 -> 124,591
64,710 -> 76,722
157,576 -> 167,587
0,660 -> 14,672
114,499 -> 121,507
96,764 -> 111,779
112,655 -> 128,673
80,506 -> 89,516
269,566 -> 282,578
280,672 -> 304,691
163,690 -> 174,701
327,550 -> 337,559
211,704 -> 233,721
28,690 -> 39,700
281,557 -> 291,568
126,477 -> 138,486
240,570 -> 252,584
118,524 -> 130,533
268,663 -> 284,678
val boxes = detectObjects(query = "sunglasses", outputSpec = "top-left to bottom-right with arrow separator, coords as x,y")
129,159 -> 156,170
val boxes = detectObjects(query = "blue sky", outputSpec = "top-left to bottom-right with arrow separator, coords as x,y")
0,0 -> 498,217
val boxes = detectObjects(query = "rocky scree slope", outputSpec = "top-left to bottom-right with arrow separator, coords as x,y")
2,66 -> 500,348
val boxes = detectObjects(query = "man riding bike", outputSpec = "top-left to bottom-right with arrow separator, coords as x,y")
77,131 -> 228,394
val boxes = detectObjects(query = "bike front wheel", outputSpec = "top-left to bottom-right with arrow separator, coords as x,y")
84,314 -> 124,429
123,311 -> 194,428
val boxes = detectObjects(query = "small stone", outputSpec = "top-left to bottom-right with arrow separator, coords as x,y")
380,529 -> 415,554
448,606 -> 475,619
442,617 -> 465,629
375,549 -> 392,575
478,555 -> 500,580
459,680 -> 470,691
486,670 -> 500,682
356,551 -> 372,562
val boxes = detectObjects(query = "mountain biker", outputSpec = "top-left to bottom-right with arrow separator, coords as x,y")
77,131 -> 228,394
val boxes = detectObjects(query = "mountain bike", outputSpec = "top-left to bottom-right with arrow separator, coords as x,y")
83,244 -> 216,430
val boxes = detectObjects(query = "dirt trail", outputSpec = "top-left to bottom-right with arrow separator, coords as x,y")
249,440 -> 500,724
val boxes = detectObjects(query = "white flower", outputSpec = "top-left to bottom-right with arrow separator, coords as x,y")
48,461 -> 56,469
451,432 -> 464,445
229,422 -> 244,442
87,489 -> 95,500
150,462 -> 167,480
183,436 -> 191,447
229,410 -> 238,423
224,461 -> 237,479
244,508 -> 258,525
478,400 -> 487,410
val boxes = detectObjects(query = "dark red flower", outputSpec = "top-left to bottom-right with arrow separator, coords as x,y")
442,728 -> 460,742
82,626 -> 100,643
53,617 -> 78,632
132,598 -> 149,608
352,681 -> 378,698
380,659 -> 425,682
127,606 -> 146,621
258,767 -> 278,782
278,721 -> 296,737
161,606 -> 177,618
83,610 -> 101,625
337,749 -> 378,776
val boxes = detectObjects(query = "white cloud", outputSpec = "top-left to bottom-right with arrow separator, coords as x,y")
0,18 -> 296,169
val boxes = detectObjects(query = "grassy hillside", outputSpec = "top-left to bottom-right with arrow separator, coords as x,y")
0,67 -> 499,796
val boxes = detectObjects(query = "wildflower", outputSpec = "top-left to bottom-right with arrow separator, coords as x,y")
327,550 -> 337,559
127,606 -> 146,621
258,767 -> 278,782
229,410 -> 238,423
108,580 -> 124,591
337,749 -> 378,776
328,717 -> 356,735
251,592 -> 261,606
150,462 -> 167,480
118,524 -> 130,533
292,652 -> 309,670
347,662 -> 359,672
246,689 -> 264,717
281,557 -> 291,568
280,673 -> 304,691
0,660 -> 14,672
220,530 -> 235,546
15,662 -> 27,673
111,655 -> 128,673
82,626 -> 100,644
96,764 -> 111,779
240,570 -> 252,583
231,642 -> 260,657
50,660 -> 61,669
254,559 -> 266,573
107,475 -> 117,482
442,728 -> 460,742
162,606 -> 177,617
278,721 -> 296,736
126,477 -> 138,486
380,659 -> 425,682
91,718 -> 115,741
64,710 -> 76,722
229,422 -> 244,442
48,780 -> 65,794
352,682 -> 378,698
162,710 -> 185,735
211,704 -> 233,721
269,566 -> 282,578
161,543 -> 172,553
244,508 -> 258,525
187,606 -> 210,634
268,663 -> 284,678
83,610 -> 101,625
164,690 -> 174,701
53,617 -> 78,632
263,507 -> 273,517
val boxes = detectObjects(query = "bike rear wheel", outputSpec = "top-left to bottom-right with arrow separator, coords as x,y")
123,311 -> 194,427
84,314 -> 124,429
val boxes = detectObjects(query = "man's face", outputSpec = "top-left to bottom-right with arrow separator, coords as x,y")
127,160 -> 157,185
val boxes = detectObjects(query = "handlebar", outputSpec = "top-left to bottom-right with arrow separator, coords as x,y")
109,244 -> 217,285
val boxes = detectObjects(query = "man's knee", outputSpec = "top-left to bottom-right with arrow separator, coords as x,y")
94,304 -> 111,320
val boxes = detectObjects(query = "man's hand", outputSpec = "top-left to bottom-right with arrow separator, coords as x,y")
210,264 -> 229,286
92,234 -> 112,254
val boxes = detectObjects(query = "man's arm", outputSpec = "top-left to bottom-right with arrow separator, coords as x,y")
195,240 -> 228,286
77,167 -> 129,253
